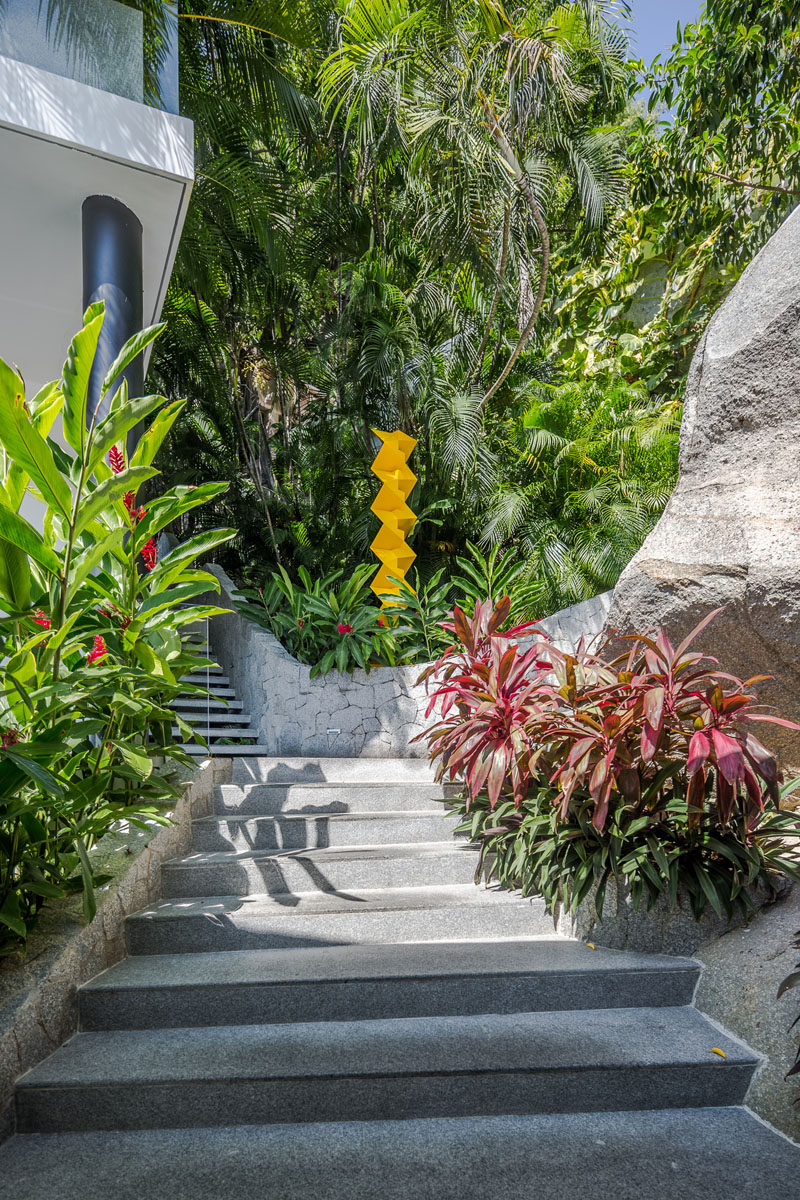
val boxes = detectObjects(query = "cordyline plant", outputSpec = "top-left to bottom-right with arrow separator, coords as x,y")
0,305 -> 234,952
416,598 -> 800,921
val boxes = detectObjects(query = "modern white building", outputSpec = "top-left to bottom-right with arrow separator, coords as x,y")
0,0 -> 193,409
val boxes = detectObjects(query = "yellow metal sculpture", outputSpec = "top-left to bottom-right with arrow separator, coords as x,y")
369,429 -> 417,602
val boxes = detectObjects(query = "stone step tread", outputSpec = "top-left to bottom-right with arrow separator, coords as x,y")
181,674 -> 229,684
183,745 -> 273,757
231,757 -> 439,785
177,709 -> 251,720
193,811 -> 448,830
168,841 -> 472,865
174,699 -> 243,711
84,938 -> 699,993
172,728 -> 260,740
18,1006 -> 754,1089
178,686 -> 237,698
128,884 -> 543,923
2,1109 -> 798,1200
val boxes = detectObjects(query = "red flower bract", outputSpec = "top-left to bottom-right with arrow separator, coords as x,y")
337,622 -> 353,635
108,445 -> 125,474
33,609 -> 51,629
1,727 -> 22,749
123,491 -> 146,523
141,539 -> 158,571
87,634 -> 108,665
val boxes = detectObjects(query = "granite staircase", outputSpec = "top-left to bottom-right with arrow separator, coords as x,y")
174,637 -> 264,755
2,756 -> 798,1198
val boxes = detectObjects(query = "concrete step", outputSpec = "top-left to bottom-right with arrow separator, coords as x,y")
179,686 -> 237,699
231,757 -> 438,786
124,885 -> 554,955
214,781 -> 453,815
173,727 -> 259,741
174,697 -> 242,712
16,1005 -> 755,1133
181,673 -> 229,685
160,842 -> 480,897
177,712 -> 254,727
80,940 -> 700,1030
182,745 -> 272,757
189,811 -> 458,852
2,1108 -> 799,1200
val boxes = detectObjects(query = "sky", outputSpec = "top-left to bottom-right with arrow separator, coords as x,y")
627,1 -> 705,66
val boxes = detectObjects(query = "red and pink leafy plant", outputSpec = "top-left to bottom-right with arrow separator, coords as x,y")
416,599 -> 800,920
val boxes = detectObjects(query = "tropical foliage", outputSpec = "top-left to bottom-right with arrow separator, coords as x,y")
416,598 -> 800,920
0,309 -> 233,952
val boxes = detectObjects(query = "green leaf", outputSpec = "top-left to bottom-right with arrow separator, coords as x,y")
73,466 -> 157,536
61,305 -> 105,455
130,399 -> 186,468
0,892 -> 26,938
112,742 -> 154,779
100,323 -> 165,399
89,393 -> 169,473
66,528 -> 126,604
0,361 -> 72,518
0,535 -> 31,609
146,528 -> 236,590
0,502 -> 61,575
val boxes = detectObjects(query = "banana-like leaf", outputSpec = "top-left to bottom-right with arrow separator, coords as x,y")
0,537 -> 31,609
0,361 -> 73,519
135,482 -> 229,545
130,398 -> 185,468
73,466 -> 158,537
3,381 -> 64,512
61,303 -> 105,456
100,323 -> 165,398
0,502 -> 61,575
146,528 -> 236,591
66,527 -> 126,605
89,393 -> 169,473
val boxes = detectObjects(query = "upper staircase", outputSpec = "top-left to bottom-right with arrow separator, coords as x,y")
1,753 -> 798,1198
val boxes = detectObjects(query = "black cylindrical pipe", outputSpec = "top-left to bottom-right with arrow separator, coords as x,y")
82,196 -> 143,428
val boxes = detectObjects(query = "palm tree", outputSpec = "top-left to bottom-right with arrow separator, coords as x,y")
320,0 -> 629,409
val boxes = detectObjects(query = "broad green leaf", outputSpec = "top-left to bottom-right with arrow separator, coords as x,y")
89,393 -> 168,473
101,323 -> 165,398
66,528 -> 126,604
3,381 -> 64,511
0,361 -> 72,519
61,304 -> 104,455
130,398 -> 185,468
73,466 -> 157,536
112,742 -> 154,779
0,502 -> 60,576
0,893 -> 26,938
74,836 -> 97,923
135,482 -> 229,545
146,528 -> 236,591
0,536 -> 31,609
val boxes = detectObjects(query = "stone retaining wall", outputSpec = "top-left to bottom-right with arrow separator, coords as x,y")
203,566 -> 612,759
0,755 -> 232,1141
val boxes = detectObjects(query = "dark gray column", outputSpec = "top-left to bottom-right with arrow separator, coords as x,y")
82,195 -> 143,428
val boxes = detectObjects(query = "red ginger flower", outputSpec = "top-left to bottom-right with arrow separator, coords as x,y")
337,622 -> 353,635
1,727 -> 22,749
141,539 -> 158,571
108,445 -> 125,474
33,609 -> 51,629
87,635 -> 108,665
123,491 -> 146,523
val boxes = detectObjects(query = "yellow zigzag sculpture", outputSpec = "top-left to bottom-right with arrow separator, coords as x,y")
369,428 -> 417,602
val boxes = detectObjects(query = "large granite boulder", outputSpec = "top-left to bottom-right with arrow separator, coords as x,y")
606,205 -> 800,768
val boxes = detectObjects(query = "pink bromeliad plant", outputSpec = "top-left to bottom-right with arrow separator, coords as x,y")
416,599 -> 800,921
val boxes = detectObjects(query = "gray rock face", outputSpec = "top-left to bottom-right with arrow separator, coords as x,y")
606,205 -> 800,767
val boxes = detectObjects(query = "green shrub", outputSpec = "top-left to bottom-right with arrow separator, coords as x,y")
0,305 -> 234,952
